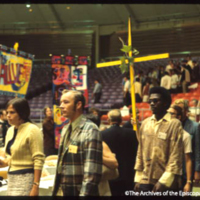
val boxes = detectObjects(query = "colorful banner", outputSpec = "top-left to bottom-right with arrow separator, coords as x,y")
71,65 -> 88,107
0,50 -> 33,97
52,55 -> 88,148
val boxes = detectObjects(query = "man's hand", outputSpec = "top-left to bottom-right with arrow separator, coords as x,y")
194,171 -> 200,183
134,182 -> 140,192
152,182 -> 167,192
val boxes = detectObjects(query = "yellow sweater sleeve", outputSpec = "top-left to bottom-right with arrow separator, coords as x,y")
29,125 -> 45,170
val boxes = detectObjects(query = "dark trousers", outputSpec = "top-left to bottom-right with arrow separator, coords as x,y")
138,184 -> 154,192
124,92 -> 131,106
135,93 -> 142,103
109,180 -> 134,196
94,92 -> 101,103
170,88 -> 178,94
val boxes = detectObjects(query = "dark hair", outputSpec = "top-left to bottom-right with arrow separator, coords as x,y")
89,107 -> 100,115
164,71 -> 169,75
95,78 -> 100,83
43,106 -> 51,117
6,98 -> 30,122
138,71 -> 143,75
171,105 -> 182,117
136,77 -> 140,82
0,110 -> 3,116
149,87 -> 171,109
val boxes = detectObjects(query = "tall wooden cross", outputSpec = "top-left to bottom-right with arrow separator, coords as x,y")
96,17 -> 169,131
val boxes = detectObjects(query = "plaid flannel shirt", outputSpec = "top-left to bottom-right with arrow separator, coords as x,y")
52,115 -> 102,196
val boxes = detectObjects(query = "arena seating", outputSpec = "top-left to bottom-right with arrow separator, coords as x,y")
100,83 -> 200,125
1,57 -> 199,123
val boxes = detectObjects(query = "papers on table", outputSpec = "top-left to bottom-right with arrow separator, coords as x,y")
40,175 -> 55,189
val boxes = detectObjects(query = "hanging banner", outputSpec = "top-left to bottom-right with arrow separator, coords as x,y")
0,50 -> 33,97
71,65 -> 89,107
52,55 -> 88,148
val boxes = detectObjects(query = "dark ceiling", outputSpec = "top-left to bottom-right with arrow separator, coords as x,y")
0,4 -> 200,34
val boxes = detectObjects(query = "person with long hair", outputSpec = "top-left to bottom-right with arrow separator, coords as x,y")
43,106 -> 57,156
0,98 -> 45,196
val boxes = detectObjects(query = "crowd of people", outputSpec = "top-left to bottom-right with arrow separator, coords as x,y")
0,85 -> 199,196
123,56 -> 200,105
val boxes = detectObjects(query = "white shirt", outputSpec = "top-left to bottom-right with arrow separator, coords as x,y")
171,74 -> 179,89
134,81 -> 142,97
187,60 -> 194,69
160,75 -> 171,90
124,80 -> 130,92
183,130 -> 192,154
189,107 -> 200,121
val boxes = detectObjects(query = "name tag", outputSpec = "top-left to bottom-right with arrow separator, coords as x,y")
158,132 -> 167,140
68,145 -> 78,154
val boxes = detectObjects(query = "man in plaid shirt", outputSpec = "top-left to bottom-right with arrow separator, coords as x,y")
52,90 -> 102,196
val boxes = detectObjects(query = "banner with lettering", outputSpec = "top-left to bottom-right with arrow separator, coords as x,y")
0,50 -> 33,97
52,55 -> 88,148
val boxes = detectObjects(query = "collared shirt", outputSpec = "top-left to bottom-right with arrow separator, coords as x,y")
183,130 -> 192,154
160,75 -> 171,90
134,81 -> 142,97
124,80 -> 130,92
134,113 -> 183,187
182,118 -> 200,172
58,115 -> 83,174
187,60 -> 194,69
53,115 -> 102,196
171,74 -> 179,89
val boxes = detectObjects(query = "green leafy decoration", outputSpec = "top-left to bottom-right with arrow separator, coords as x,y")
119,56 -> 129,74
132,48 -> 139,55
118,37 -> 139,73
128,57 -> 134,64
120,45 -> 132,53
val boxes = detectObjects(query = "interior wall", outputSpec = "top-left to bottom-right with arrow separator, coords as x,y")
100,25 -> 200,60
0,33 -> 94,62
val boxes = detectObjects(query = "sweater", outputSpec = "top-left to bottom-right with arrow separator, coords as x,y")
5,122 -> 45,172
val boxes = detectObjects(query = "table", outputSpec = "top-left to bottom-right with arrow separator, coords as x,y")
0,163 -> 56,196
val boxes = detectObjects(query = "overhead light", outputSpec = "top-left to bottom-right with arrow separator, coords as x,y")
29,9 -> 32,12
49,54 -> 52,57
26,4 -> 31,8
66,6 -> 70,9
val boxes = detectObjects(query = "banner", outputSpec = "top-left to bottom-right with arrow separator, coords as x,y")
52,55 -> 88,148
0,50 -> 33,97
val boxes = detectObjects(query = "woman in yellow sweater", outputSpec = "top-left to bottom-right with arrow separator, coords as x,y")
0,98 -> 45,196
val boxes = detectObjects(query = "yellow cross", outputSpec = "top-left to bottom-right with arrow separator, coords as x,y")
96,17 -> 169,131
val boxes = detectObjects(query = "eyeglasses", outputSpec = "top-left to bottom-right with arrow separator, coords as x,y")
168,112 -> 177,116
148,99 -> 161,104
